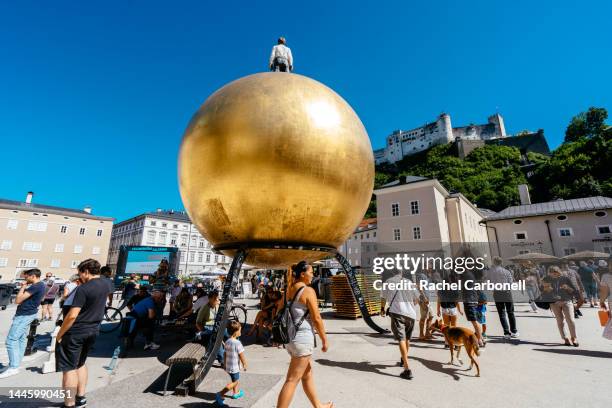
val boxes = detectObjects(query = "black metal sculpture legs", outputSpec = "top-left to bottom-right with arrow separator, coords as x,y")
175,248 -> 247,395
334,251 -> 389,334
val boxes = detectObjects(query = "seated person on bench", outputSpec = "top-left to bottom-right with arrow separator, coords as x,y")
193,287 -> 208,314
171,287 -> 193,319
195,290 -> 227,364
128,289 -> 165,350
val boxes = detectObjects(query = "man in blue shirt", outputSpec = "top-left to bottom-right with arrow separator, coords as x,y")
0,268 -> 45,378
128,290 -> 164,350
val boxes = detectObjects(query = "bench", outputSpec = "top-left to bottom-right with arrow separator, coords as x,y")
163,342 -> 207,396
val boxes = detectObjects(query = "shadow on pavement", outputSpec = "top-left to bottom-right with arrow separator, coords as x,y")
533,348 -> 612,359
316,358 -> 400,378
409,355 -> 475,381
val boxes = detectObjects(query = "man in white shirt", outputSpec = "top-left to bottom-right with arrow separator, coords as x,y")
269,37 -> 293,72
380,270 -> 418,380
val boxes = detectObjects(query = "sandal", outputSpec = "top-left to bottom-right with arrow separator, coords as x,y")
564,339 -> 571,346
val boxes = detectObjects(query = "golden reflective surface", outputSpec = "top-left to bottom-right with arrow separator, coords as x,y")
178,73 -> 374,267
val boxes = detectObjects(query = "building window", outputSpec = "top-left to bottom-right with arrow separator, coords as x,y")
74,245 -> 83,254
22,242 -> 42,252
514,232 -> 527,240
146,231 -> 156,244
180,252 -> 186,262
215,255 -> 219,263
197,252 -> 203,262
206,253 -> 211,262
189,252 -> 195,262
513,219 -> 522,225
563,248 -> 577,256
597,225 -> 612,234
97,229 -> 103,237
595,211 -> 607,217
71,260 -> 79,268
150,220 -> 157,226
391,203 -> 400,217
7,219 -> 18,230
413,226 -> 422,240
0,258 -> 7,267
27,221 -> 47,232
518,250 -> 530,255
19,259 -> 38,267
60,225 -> 68,233
159,232 -> 167,244
556,215 -> 568,221
170,233 -> 178,246
55,243 -> 64,253
373,231 -> 376,238
199,240 -> 205,248
1,240 -> 12,250
161,222 -> 167,228
410,201 -> 420,215
393,228 -> 401,241
92,246 -> 100,255
180,234 -> 188,247
558,228 -> 573,237
173,224 -> 178,229
51,259 -> 60,268
79,227 -> 86,235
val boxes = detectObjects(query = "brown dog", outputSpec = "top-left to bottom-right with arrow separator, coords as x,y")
429,319 -> 481,377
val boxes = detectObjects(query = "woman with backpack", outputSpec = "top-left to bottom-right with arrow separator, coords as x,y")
276,261 -> 333,408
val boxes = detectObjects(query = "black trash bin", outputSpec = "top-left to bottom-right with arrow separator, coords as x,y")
0,284 -> 13,310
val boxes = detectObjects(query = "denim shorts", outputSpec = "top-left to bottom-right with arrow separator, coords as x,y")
286,341 -> 313,357
229,372 -> 239,382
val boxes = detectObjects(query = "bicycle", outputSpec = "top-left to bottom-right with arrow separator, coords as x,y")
229,303 -> 247,328
100,306 -> 123,333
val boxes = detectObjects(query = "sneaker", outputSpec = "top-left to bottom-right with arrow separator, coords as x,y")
215,393 -> 226,406
503,334 -> 511,340
232,390 -> 244,399
511,332 -> 520,339
76,395 -> 87,408
399,369 -> 413,380
144,342 -> 160,350
0,368 -> 20,378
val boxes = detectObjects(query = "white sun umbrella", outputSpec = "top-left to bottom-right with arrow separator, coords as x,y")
508,252 -> 559,262
562,250 -> 611,260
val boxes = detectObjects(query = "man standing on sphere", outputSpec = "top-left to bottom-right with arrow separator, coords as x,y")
269,37 -> 293,72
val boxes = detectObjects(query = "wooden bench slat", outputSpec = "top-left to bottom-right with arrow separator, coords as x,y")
166,343 -> 206,366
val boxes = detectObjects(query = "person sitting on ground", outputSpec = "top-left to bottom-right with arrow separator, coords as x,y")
126,287 -> 150,311
247,289 -> 282,343
128,289 -> 165,350
269,37 -> 293,72
172,287 -> 193,319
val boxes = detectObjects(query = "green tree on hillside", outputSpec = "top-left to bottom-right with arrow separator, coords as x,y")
564,107 -> 608,143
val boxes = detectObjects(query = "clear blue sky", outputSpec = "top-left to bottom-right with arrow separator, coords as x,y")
1,1 -> 610,221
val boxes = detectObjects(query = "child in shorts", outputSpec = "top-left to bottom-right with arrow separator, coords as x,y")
216,321 -> 247,406
476,290 -> 488,339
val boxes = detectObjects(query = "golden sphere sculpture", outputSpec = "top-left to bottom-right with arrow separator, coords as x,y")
178,72 -> 374,268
